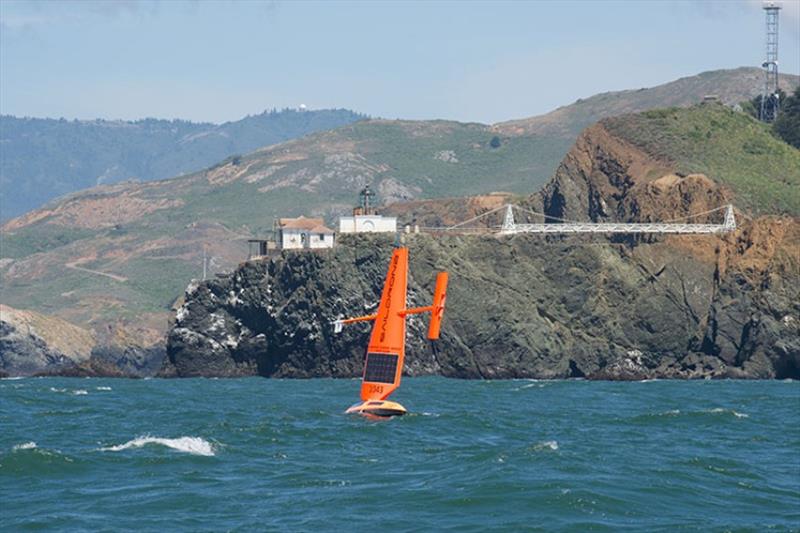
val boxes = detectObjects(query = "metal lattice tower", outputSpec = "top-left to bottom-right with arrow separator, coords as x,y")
760,2 -> 781,123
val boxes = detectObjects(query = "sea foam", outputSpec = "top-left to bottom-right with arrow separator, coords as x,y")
100,436 -> 216,456
12,441 -> 37,451
532,440 -> 559,451
707,408 -> 749,418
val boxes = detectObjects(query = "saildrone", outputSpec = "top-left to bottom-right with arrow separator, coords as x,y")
333,245 -> 448,418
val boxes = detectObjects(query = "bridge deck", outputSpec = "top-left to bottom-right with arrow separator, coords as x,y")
494,204 -> 736,235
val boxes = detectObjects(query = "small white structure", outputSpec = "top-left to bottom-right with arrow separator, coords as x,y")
278,216 -> 335,250
339,214 -> 397,234
337,184 -> 397,234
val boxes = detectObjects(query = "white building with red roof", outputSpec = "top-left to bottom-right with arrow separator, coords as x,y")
278,216 -> 335,250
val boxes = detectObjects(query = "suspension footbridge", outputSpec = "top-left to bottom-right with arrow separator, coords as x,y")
413,204 -> 737,235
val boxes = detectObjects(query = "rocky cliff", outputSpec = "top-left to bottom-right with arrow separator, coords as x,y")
162,222 -> 798,380
0,304 -> 95,375
163,107 -> 799,380
0,304 -> 165,377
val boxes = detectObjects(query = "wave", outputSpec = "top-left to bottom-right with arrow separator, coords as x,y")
707,408 -> 749,418
531,440 -> 559,452
95,386 -> 112,391
100,436 -> 216,456
50,387 -> 90,395
634,407 -> 748,422
12,441 -> 37,451
513,382 -> 549,391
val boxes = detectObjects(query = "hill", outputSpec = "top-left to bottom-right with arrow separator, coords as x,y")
2,69 -> 799,350
0,117 -> 560,342
536,103 -> 800,225
601,104 -> 800,215
0,108 -> 367,219
3,67 -> 797,223
496,67 -> 799,138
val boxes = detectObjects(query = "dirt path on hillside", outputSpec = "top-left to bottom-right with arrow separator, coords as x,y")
65,261 -> 128,282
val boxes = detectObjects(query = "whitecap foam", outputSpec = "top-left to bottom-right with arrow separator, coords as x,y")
50,387 -> 67,393
100,436 -> 216,456
95,386 -> 112,391
72,390 -> 88,395
708,408 -> 748,418
532,440 -> 559,451
12,441 -> 37,451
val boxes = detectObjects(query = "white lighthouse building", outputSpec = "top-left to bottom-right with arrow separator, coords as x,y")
338,185 -> 397,234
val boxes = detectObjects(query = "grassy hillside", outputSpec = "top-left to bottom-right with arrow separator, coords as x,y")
0,118 -> 564,336
0,108 -> 367,219
2,68 -> 798,339
497,67 -> 799,138
602,104 -> 800,215
4,67 -> 797,223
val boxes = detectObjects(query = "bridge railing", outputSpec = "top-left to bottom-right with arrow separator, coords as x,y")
415,203 -> 737,235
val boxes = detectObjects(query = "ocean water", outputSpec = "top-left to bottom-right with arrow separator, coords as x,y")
1,377 -> 798,532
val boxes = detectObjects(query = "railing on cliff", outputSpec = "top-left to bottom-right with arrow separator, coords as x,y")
411,204 -> 737,235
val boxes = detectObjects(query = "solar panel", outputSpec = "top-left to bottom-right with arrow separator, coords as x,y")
364,352 -> 399,384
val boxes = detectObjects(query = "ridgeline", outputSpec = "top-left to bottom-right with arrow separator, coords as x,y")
1,68 -> 799,377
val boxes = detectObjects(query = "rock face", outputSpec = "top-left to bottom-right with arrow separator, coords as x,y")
0,304 -> 95,375
539,123 -> 731,224
163,120 -> 799,380
163,224 -> 799,380
0,304 -> 166,377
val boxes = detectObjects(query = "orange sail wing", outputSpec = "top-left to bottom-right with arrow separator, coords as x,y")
360,247 -> 408,401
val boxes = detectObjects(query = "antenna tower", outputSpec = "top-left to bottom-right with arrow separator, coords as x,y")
759,2 -> 781,122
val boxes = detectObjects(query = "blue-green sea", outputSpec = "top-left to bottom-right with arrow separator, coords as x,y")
2,377 -> 798,531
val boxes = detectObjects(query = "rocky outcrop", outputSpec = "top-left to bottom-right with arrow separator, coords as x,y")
163,222 -> 799,380
538,123 -> 731,224
163,117 -> 799,380
0,304 -> 94,375
0,304 -> 165,377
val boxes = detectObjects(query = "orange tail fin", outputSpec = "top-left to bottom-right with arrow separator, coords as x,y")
427,272 -> 448,340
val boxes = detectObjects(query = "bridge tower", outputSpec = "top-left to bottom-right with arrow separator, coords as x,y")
759,2 -> 781,123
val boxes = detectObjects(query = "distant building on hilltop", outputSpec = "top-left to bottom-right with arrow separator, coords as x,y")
277,216 -> 335,250
338,185 -> 397,234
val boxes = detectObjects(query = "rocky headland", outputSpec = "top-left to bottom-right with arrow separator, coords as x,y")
3,105 -> 798,379
162,110 -> 799,380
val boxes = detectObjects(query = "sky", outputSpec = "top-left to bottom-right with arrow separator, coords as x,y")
1,0 -> 799,125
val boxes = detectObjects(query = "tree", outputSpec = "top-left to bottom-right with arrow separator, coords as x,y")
745,89 -> 787,121
772,86 -> 800,149
490,136 -> 501,149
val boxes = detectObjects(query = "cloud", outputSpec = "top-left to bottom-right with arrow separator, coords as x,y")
0,0 -> 145,32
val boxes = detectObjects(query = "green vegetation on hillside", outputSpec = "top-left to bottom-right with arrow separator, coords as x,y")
498,67 -> 799,138
3,69 -> 799,337
0,108 -> 367,219
337,120 -> 569,197
603,104 -> 800,215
